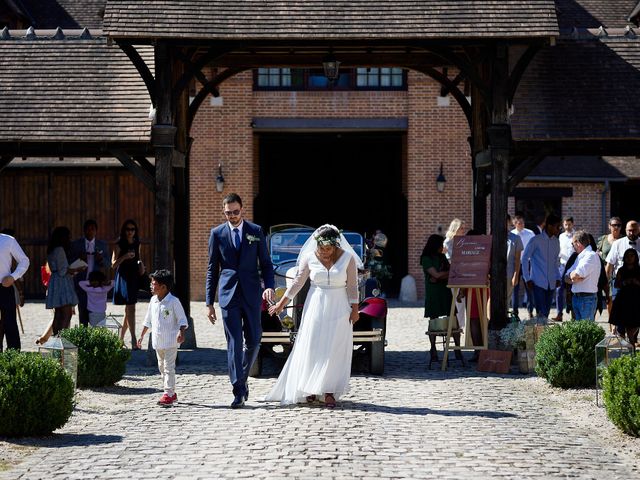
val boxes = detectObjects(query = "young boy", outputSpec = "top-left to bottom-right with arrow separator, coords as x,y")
137,269 -> 188,406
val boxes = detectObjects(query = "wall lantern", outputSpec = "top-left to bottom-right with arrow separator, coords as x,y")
436,163 -> 446,192
39,335 -> 79,388
102,313 -> 123,338
322,54 -> 341,83
215,163 -> 225,192
594,334 -> 635,406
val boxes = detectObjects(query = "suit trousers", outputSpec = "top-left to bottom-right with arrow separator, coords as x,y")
221,294 -> 262,397
76,287 -> 90,327
0,285 -> 20,351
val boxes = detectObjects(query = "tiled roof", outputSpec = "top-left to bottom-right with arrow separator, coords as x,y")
602,156 -> 640,179
555,0 -> 637,30
10,0 -> 106,29
526,156 -> 628,180
103,0 -> 559,40
0,31 -> 152,143
512,34 -> 640,141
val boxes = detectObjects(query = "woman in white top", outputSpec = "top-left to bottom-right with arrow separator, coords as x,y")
265,224 -> 362,408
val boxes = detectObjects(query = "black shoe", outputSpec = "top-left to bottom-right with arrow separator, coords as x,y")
231,395 -> 245,409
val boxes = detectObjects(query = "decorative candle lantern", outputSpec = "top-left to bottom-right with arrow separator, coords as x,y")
595,334 -> 635,406
39,335 -> 79,388
102,314 -> 123,338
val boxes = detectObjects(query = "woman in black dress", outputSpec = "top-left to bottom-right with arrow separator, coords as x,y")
609,248 -> 640,345
112,219 -> 145,349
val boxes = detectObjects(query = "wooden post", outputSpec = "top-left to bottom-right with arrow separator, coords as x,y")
152,41 -> 174,271
488,43 -> 512,331
173,51 -> 196,348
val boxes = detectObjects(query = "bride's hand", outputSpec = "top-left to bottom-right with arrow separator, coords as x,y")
349,311 -> 359,324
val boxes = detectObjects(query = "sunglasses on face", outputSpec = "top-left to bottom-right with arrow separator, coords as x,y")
224,209 -> 241,217
610,224 -> 622,228
125,227 -> 136,232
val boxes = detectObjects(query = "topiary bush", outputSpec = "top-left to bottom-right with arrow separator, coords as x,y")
535,320 -> 605,388
0,350 -> 74,436
603,355 -> 640,437
60,326 -> 130,388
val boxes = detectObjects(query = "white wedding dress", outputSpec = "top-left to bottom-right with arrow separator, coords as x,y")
264,250 -> 358,405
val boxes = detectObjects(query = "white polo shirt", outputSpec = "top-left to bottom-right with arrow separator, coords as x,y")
606,237 -> 640,276
566,245 -> 601,294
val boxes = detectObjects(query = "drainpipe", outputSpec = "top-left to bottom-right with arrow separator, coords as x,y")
602,180 -> 610,233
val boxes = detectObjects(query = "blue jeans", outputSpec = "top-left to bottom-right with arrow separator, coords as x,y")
513,276 -> 534,314
572,293 -> 597,321
555,279 -> 565,315
532,285 -> 555,318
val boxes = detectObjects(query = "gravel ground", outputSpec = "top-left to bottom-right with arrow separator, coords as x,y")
1,300 -> 638,478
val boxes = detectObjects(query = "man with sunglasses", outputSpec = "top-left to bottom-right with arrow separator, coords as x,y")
206,193 -> 275,409
605,220 -> 640,302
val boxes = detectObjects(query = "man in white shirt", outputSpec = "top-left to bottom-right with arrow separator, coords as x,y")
521,214 -> 562,320
554,216 -> 576,321
0,232 -> 30,351
511,214 -> 535,316
565,231 -> 601,321
606,220 -> 640,283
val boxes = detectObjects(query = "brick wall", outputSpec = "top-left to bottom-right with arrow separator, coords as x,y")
189,70 -> 472,300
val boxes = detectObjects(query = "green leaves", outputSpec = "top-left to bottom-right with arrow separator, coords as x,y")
535,320 -> 605,388
603,355 -> 640,437
60,326 -> 130,388
0,350 -> 74,437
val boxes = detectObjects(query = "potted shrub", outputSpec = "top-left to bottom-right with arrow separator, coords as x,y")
60,326 -> 130,388
602,355 -> 640,437
499,321 -> 531,373
0,350 -> 74,436
535,321 -> 605,388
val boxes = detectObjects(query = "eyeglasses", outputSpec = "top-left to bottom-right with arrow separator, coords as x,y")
610,224 -> 622,228
224,209 -> 241,217
125,227 -> 136,232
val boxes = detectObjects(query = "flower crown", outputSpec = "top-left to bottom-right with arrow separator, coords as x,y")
314,225 -> 341,247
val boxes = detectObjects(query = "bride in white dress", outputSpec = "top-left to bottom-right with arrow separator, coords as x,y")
264,224 -> 362,407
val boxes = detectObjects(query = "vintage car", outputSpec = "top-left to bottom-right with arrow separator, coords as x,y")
249,224 -> 387,376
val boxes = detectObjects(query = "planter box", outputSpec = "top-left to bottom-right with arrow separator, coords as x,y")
517,349 -> 536,374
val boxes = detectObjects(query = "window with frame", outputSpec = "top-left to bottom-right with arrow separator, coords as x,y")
254,68 -> 406,91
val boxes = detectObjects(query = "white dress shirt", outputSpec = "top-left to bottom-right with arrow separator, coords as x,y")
521,231 -> 561,289
606,237 -> 640,276
227,221 -> 244,248
143,292 -> 188,350
565,246 -> 601,294
511,227 -> 535,250
558,230 -> 575,266
85,238 -> 95,276
0,234 -> 30,280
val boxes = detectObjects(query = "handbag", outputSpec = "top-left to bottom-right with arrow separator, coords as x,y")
40,262 -> 51,288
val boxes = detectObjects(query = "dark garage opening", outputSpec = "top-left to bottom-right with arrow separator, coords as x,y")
254,132 -> 406,296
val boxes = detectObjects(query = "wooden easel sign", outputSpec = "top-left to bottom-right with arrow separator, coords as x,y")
442,235 -> 491,371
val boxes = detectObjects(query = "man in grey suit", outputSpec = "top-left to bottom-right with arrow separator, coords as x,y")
70,219 -> 109,327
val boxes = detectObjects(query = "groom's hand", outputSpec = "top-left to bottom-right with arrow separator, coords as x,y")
207,305 -> 217,325
263,288 -> 275,304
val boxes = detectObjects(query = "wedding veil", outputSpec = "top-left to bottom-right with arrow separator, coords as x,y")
296,224 -> 364,269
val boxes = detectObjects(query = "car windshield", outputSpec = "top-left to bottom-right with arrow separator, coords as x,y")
270,230 -> 364,264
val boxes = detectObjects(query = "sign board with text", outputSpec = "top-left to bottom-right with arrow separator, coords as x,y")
447,235 -> 492,287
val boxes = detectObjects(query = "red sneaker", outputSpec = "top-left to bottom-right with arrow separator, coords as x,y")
158,393 -> 174,406
171,393 -> 178,402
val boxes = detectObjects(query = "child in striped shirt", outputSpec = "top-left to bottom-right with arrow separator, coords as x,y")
137,269 -> 188,406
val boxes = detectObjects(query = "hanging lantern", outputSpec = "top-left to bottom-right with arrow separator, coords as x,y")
39,335 -> 79,388
595,334 -> 635,406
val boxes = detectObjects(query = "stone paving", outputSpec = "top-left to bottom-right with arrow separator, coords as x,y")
1,300 -> 638,479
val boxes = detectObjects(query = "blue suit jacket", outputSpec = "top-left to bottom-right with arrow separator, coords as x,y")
205,220 -> 275,308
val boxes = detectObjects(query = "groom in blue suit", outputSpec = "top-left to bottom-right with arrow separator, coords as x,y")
206,193 -> 275,408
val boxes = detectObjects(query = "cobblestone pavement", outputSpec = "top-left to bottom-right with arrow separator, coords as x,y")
1,301 -> 638,479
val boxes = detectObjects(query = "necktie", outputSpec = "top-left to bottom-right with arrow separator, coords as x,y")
233,228 -> 241,250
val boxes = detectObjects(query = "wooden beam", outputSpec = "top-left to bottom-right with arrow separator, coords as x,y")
117,42 -> 156,107
0,156 -> 14,173
507,151 -> 550,192
153,41 -> 174,271
110,149 -> 155,192
413,65 -> 471,126
507,45 -> 540,105
489,43 -> 511,332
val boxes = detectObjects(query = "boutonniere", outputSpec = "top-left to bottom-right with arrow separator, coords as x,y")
162,308 -> 170,318
246,234 -> 260,244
